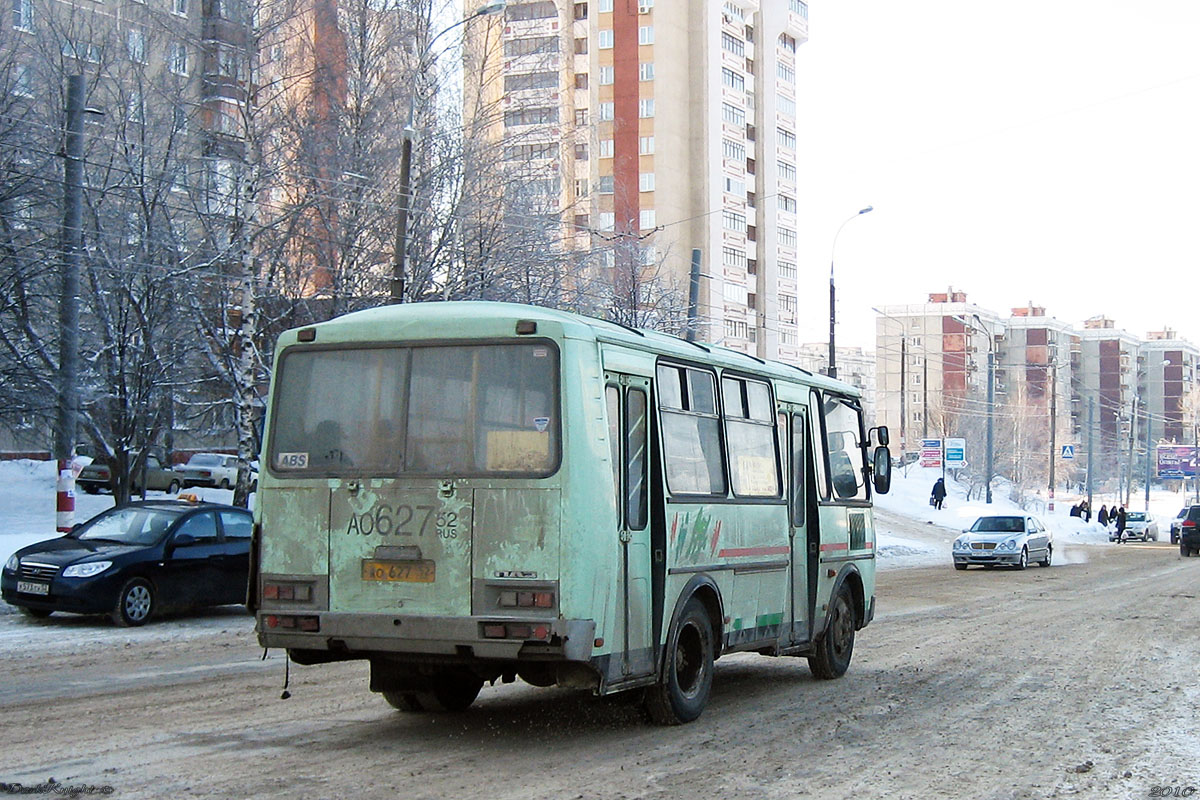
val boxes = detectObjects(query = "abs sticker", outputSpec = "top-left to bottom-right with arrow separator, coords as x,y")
276,452 -> 309,469
532,417 -> 550,433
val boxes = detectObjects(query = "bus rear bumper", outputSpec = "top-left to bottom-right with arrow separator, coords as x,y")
257,612 -> 596,662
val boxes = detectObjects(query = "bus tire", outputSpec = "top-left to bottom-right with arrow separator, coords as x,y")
644,597 -> 715,725
808,585 -> 855,680
418,671 -> 484,712
382,691 -> 425,712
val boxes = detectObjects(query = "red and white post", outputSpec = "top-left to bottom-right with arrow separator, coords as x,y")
56,458 -> 76,532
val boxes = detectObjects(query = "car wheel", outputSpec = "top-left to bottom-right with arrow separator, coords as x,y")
1183,543 -> 1192,558
1016,547 -> 1028,570
954,563 -> 968,571
1040,545 -> 1052,567
167,479 -> 181,494
219,479 -> 231,490
808,585 -> 856,681
19,606 -> 52,619
82,485 -> 98,495
113,578 -> 155,627
645,597 -> 716,724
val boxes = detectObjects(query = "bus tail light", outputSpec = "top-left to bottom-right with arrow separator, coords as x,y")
497,591 -> 555,608
264,614 -> 320,632
263,581 -> 314,602
480,622 -> 552,641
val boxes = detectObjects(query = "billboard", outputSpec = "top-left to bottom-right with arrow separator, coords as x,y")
1156,445 -> 1198,478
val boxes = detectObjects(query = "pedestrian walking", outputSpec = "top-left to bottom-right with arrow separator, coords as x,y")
931,477 -> 947,510
1115,506 -> 1128,543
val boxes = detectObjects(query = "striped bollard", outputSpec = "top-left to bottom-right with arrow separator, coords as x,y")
56,458 -> 76,532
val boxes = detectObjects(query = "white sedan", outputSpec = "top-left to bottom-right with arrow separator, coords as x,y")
952,514 -> 1053,570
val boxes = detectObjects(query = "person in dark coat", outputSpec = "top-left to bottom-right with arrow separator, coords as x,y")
931,478 -> 947,510
1098,504 -> 1109,527
1069,504 -> 1081,517
1115,506 -> 1128,542
1079,500 -> 1090,522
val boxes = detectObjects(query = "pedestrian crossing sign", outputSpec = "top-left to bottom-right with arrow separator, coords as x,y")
1061,445 -> 1075,460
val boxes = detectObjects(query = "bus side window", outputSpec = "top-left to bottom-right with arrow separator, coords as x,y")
606,385 -> 621,523
809,391 -> 829,500
790,413 -> 806,527
822,395 -> 868,502
656,364 -> 725,495
625,389 -> 649,529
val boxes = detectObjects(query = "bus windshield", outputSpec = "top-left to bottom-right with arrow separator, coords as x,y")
269,343 -> 559,477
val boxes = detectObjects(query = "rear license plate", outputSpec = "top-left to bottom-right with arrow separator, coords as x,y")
361,559 -> 436,583
17,581 -> 49,595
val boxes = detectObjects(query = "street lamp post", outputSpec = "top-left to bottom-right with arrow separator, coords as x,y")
390,0 -> 506,304
953,313 -> 995,504
827,205 -> 873,379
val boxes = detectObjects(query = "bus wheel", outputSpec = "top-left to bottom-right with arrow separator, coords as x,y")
382,691 -> 425,712
420,672 -> 484,712
644,598 -> 715,725
808,585 -> 855,680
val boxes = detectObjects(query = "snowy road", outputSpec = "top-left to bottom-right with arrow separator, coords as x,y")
2,542 -> 1196,799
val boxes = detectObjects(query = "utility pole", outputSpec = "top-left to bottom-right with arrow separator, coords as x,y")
685,249 -> 701,343
1125,393 -> 1138,508
899,336 -> 906,455
390,129 -> 413,304
1086,397 -> 1095,511
1048,360 -> 1058,512
53,74 -> 85,533
1144,402 -> 1153,511
985,342 -> 994,504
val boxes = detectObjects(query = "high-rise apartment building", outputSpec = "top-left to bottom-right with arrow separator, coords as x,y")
875,290 -> 1002,454
464,0 -> 809,359
1139,329 -> 1200,446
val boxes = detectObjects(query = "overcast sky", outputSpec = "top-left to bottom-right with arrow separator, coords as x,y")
792,1 -> 1200,352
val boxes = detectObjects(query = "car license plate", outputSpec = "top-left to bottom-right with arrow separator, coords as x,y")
17,581 -> 49,596
361,559 -> 435,583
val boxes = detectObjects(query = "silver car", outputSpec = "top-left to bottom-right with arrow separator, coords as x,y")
1118,511 -> 1158,542
953,514 -> 1053,570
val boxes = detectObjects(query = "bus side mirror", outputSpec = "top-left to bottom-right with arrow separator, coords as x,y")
873,446 -> 892,494
869,426 -> 890,447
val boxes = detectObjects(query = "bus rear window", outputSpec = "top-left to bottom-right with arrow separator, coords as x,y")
269,343 -> 559,477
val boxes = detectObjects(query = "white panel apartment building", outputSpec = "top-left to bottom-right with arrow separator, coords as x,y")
464,0 -> 810,361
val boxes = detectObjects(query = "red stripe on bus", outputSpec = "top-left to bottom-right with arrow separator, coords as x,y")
716,546 -> 791,558
819,543 -> 850,552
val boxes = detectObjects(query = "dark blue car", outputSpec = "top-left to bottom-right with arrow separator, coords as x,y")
2,500 -> 252,626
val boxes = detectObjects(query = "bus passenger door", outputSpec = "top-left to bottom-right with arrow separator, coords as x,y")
786,408 -> 817,645
605,375 -> 655,678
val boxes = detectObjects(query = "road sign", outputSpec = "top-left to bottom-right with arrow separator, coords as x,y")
1061,445 -> 1075,460
920,438 -> 942,468
945,438 -> 966,467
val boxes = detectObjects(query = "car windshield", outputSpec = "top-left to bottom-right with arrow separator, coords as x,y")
970,516 -> 1025,533
74,507 -> 184,546
1126,512 -> 1146,521
188,454 -> 223,467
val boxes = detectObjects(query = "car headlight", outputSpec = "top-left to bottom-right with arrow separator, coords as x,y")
4,554 -> 17,572
61,561 -> 113,578
954,538 -> 971,551
999,539 -> 1016,551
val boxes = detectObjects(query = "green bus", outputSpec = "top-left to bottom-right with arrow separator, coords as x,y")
253,302 -> 891,724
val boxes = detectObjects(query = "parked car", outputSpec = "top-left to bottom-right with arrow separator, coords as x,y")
1,499 -> 252,625
1116,511 -> 1158,542
952,514 -> 1053,570
1179,506 -> 1200,557
176,453 -> 256,490
77,454 -> 181,495
1170,506 -> 1193,545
